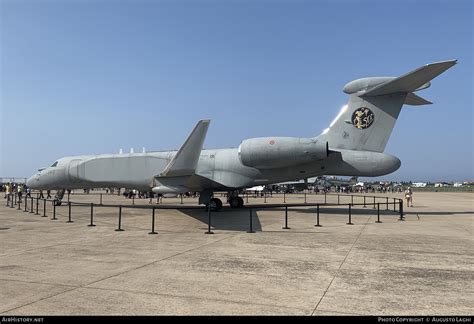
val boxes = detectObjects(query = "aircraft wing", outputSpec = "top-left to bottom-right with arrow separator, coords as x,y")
363,60 -> 457,97
160,120 -> 210,177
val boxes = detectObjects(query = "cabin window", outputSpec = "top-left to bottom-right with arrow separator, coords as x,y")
50,161 -> 58,167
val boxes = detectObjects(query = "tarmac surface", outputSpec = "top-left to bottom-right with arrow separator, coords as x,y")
0,191 -> 472,315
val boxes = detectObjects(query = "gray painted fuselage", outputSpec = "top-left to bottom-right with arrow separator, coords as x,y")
27,147 -> 400,192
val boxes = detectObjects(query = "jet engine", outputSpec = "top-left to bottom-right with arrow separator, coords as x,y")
238,137 -> 328,169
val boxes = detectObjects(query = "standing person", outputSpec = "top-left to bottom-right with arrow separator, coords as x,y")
404,187 -> 413,207
47,190 -> 51,199
39,190 -> 44,199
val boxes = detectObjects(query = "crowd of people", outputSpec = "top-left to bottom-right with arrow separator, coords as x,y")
1,182 -> 31,200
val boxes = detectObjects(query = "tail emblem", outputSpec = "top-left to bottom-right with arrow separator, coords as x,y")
352,107 -> 374,129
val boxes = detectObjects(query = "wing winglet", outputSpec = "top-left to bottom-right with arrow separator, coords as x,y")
160,120 -> 210,177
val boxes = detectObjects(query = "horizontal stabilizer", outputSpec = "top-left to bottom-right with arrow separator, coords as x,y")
160,120 -> 210,177
404,92 -> 432,106
363,60 -> 457,97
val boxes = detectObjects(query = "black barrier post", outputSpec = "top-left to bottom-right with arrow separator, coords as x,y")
88,203 -> 96,227
264,192 -> 267,203
375,203 -> 382,223
386,197 -> 389,211
180,194 -> 183,205
324,191 -> 327,204
14,193 -> 17,205
42,199 -> 47,217
246,192 -> 249,204
205,206 -> 214,234
282,206 -> 290,229
35,197 -> 39,215
304,192 -> 307,204
52,203 -> 57,220
67,192 -> 70,202
67,202 -> 73,223
149,207 -> 157,234
346,204 -> 354,225
247,208 -> 255,233
24,196 -> 27,212
337,194 -> 340,205
100,194 -> 103,205
314,204 -> 322,227
399,200 -> 404,221
10,194 -> 14,208
116,205 -> 124,231
363,196 -> 366,208
5,194 -> 8,207
17,196 -> 21,210
393,198 -> 396,212
373,196 -> 376,209
30,197 -> 34,213
132,195 -> 135,205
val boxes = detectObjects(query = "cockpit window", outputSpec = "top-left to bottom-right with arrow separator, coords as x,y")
50,161 -> 58,167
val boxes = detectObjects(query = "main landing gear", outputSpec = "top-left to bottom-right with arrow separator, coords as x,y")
228,191 -> 244,209
52,189 -> 65,206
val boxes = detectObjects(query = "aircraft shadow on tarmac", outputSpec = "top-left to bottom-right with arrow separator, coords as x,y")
179,208 -> 264,232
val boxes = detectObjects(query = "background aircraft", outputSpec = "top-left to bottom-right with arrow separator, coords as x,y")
27,60 -> 456,210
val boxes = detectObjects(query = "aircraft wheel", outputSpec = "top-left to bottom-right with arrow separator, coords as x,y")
229,197 -> 240,208
237,197 -> 244,208
52,199 -> 62,206
209,198 -> 222,211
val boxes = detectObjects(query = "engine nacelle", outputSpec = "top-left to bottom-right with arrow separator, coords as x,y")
238,137 -> 328,169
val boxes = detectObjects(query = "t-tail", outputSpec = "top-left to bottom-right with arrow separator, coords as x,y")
316,60 -> 457,152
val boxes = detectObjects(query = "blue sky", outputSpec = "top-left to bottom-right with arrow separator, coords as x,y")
1,0 -> 472,182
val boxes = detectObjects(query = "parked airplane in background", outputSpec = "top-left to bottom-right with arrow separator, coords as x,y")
27,60 -> 456,210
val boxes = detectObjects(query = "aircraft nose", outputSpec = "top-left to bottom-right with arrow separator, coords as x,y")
26,174 -> 39,189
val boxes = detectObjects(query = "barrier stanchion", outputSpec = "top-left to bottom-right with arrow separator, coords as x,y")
180,195 -> 183,205
116,205 -> 124,231
393,198 -> 396,212
149,207 -> 157,234
363,196 -> 366,208
247,208 -> 255,233
264,192 -> 267,203
386,197 -> 389,210
132,195 -> 135,205
314,204 -> 322,227
35,198 -> 39,215
246,192 -> 249,204
375,203 -> 382,223
282,206 -> 290,229
24,196 -> 27,212
304,192 -> 307,204
88,203 -> 96,227
100,194 -> 103,205
337,194 -> 340,205
42,199 -> 47,217
67,201 -> 73,223
52,203 -> 57,220
14,193 -> 17,205
399,200 -> 405,221
373,196 -> 376,209
324,191 -> 327,204
17,196 -> 21,210
205,205 -> 214,234
346,204 -> 354,225
30,197 -> 34,213
283,191 -> 286,203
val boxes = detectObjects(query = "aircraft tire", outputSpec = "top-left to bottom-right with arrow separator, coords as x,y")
237,197 -> 244,208
229,197 -> 240,208
210,198 -> 222,211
